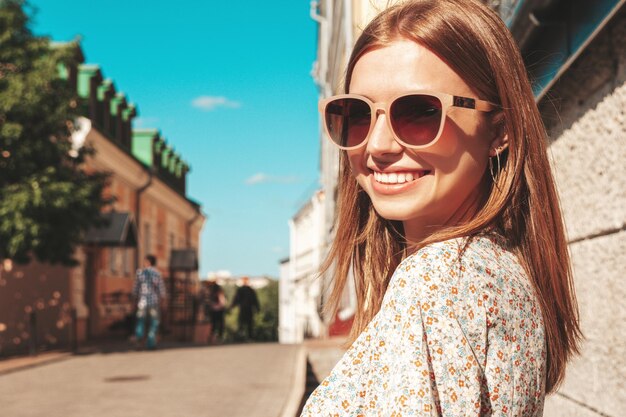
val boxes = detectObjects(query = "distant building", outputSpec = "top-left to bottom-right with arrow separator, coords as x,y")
0,44 -> 205,356
280,0 -> 388,343
279,190 -> 328,343
209,275 -> 273,290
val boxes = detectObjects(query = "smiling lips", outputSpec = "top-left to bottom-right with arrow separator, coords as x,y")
373,170 -> 430,184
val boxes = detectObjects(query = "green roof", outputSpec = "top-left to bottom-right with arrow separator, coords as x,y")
131,129 -> 159,167
77,64 -> 101,98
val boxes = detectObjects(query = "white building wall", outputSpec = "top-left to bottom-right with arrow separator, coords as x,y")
278,258 -> 298,344
312,0 -> 386,329
280,191 -> 326,343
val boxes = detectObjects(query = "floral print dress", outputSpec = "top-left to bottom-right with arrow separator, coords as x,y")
301,235 -> 546,416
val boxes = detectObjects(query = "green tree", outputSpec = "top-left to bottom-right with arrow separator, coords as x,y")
222,279 -> 279,342
0,0 -> 109,264
253,279 -> 279,341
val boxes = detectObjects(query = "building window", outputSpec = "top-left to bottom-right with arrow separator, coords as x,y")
122,248 -> 130,276
157,221 -> 164,253
110,248 -> 118,274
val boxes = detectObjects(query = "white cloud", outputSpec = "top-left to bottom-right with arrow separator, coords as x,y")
245,173 -> 300,185
245,173 -> 270,185
191,95 -> 241,111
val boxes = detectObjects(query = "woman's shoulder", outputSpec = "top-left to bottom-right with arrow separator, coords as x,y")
401,233 -> 531,295
395,233 -> 541,330
407,233 -> 517,267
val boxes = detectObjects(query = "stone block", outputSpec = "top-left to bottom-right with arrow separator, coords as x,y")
554,230 -> 626,416
547,81 -> 626,242
541,11 -> 626,242
543,393 -> 602,417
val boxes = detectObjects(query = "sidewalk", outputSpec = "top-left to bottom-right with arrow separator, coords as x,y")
297,336 -> 348,413
0,342 -> 304,417
304,336 -> 347,382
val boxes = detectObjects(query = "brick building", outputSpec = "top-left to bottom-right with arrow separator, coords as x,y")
0,45 -> 205,356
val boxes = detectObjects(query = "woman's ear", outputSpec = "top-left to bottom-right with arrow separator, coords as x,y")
488,111 -> 509,157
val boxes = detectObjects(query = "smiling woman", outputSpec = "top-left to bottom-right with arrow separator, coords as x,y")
301,0 -> 582,416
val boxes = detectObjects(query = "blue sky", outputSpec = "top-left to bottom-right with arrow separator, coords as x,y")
29,0 -> 321,278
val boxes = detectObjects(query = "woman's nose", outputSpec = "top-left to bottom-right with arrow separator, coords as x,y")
365,113 -> 404,157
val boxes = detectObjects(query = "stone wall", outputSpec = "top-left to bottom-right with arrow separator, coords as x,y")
540,9 -> 626,417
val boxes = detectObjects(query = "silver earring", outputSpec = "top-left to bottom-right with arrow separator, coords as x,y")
495,149 -> 501,175
489,149 -> 502,189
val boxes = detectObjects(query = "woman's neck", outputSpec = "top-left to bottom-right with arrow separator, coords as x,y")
402,188 -> 485,250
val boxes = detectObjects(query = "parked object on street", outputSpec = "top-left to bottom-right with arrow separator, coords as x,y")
132,254 -> 166,350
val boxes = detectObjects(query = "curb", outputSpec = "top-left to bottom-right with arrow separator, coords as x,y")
279,345 -> 307,417
0,351 -> 72,376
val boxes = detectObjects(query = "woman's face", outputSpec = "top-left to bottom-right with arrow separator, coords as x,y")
347,39 -> 496,241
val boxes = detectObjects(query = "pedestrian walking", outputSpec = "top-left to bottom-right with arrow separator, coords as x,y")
132,254 -> 166,350
230,276 -> 259,341
301,0 -> 581,415
203,278 -> 227,344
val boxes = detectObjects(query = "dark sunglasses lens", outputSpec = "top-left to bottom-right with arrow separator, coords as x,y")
325,98 -> 371,148
390,94 -> 443,146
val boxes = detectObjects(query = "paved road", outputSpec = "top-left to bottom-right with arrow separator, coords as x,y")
0,343 -> 302,417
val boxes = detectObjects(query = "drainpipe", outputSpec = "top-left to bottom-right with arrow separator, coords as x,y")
310,0 -> 325,23
185,207 -> 202,248
311,1 -> 332,97
343,0 -> 353,63
135,169 -> 153,271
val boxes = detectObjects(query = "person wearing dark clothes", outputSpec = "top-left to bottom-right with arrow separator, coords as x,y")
231,276 -> 259,340
205,279 -> 226,343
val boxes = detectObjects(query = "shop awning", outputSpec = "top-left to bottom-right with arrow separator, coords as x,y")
169,249 -> 198,271
83,212 -> 137,247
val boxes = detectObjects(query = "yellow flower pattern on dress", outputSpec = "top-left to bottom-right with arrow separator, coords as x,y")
301,235 -> 546,416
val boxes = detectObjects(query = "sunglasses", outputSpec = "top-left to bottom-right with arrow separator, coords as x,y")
319,91 -> 497,150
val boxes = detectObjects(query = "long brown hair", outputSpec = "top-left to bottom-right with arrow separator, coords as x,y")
321,0 -> 581,393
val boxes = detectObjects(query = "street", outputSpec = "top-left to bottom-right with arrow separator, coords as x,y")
0,343 -> 302,417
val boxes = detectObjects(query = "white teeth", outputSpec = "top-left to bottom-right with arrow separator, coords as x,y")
374,171 -> 421,184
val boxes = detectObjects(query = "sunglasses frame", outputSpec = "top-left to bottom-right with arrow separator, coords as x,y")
318,90 -> 497,150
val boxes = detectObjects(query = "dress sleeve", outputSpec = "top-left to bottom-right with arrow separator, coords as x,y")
404,242 -> 545,416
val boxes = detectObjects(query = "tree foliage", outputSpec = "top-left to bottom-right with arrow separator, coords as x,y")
222,280 -> 279,342
0,0 -> 109,264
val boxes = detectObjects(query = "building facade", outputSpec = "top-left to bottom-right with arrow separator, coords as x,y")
279,190 -> 326,343
305,0 -> 625,416
286,0 -> 391,342
0,46 -> 205,356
